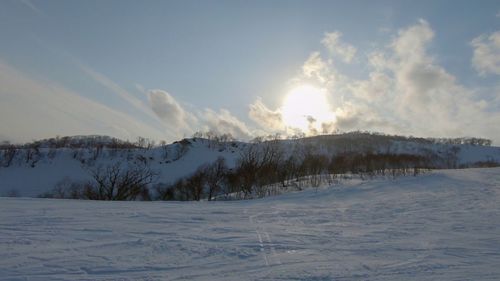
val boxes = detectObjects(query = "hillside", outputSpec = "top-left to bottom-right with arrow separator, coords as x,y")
1,168 -> 499,280
1,133 -> 499,198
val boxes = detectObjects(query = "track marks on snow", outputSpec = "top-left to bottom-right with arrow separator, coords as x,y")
246,209 -> 282,267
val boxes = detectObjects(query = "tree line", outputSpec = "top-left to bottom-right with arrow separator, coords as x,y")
41,138 -> 434,201
2,131 -> 496,201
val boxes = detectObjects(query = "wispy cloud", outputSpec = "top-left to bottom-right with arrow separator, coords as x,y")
321,31 -> 357,63
21,43 -> 166,134
471,30 -> 500,76
19,0 -> 45,16
0,60 -> 168,142
75,62 -> 160,121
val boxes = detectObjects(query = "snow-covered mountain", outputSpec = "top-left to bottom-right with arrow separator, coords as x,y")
1,133 -> 499,197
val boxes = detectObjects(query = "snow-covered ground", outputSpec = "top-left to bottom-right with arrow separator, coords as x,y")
2,135 -> 500,198
1,168 -> 500,280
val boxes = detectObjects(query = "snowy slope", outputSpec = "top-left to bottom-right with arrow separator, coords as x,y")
1,134 -> 500,197
0,139 -> 243,197
1,168 -> 500,280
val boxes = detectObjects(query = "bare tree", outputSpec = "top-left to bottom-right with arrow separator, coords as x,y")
173,139 -> 190,161
2,145 -> 17,167
184,168 -> 206,201
84,163 -> 156,200
204,157 -> 228,201
235,139 -> 284,197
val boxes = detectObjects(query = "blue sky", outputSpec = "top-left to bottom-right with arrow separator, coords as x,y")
0,0 -> 499,143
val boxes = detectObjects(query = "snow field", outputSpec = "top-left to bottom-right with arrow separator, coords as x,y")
1,168 -> 500,280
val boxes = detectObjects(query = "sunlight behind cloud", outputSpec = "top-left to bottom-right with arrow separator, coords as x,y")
281,85 -> 336,134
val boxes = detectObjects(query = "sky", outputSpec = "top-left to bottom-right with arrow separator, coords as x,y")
0,0 -> 499,144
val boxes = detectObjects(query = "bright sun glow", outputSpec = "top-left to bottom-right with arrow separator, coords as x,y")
281,84 -> 336,133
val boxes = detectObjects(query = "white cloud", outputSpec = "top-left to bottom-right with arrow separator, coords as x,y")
148,90 -> 196,133
248,97 -> 284,131
357,20 -> 500,139
391,19 -> 434,60
301,51 -> 346,91
141,20 -> 499,143
252,20 -> 500,143
0,61 -> 168,143
348,72 -> 393,102
368,51 -> 390,70
147,89 -> 251,139
302,52 -> 329,82
471,31 -> 500,76
358,21 -> 500,140
201,109 -> 252,140
321,31 -> 357,63
4,19 -> 498,144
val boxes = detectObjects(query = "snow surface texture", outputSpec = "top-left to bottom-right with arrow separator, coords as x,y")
1,168 -> 500,280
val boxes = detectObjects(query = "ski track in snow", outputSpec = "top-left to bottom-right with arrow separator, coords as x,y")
247,209 -> 282,268
1,168 -> 500,280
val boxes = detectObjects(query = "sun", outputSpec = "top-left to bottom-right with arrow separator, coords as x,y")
281,84 -> 335,133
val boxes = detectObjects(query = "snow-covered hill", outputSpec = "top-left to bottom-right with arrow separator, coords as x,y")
0,138 -> 242,197
1,168 -> 500,280
1,133 -> 500,197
